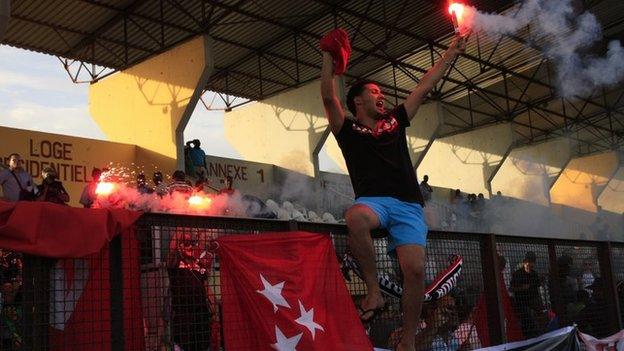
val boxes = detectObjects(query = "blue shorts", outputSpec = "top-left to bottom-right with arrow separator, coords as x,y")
354,197 -> 428,254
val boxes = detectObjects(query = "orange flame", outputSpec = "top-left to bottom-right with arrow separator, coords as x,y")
448,3 -> 465,19
95,182 -> 115,196
448,2 -> 465,33
188,194 -> 212,209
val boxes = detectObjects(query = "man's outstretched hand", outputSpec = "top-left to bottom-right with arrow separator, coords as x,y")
320,28 -> 352,75
447,33 -> 469,57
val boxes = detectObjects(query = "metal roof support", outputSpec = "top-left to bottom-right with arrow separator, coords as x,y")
66,0 -> 150,57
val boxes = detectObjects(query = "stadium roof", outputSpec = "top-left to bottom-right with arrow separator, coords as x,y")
3,0 -> 624,155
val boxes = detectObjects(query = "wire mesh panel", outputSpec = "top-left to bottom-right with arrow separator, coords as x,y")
553,244 -> 603,334
136,214 -> 296,351
10,213 -> 624,351
1,249 -> 23,350
495,239 -> 551,340
611,244 -> 624,330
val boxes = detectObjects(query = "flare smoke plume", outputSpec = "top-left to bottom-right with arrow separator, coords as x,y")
462,0 -> 624,97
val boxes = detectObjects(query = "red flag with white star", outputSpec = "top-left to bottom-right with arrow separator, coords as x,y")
218,231 -> 373,351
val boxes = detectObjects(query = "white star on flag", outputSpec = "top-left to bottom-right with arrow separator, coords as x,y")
295,300 -> 325,340
257,274 -> 291,312
271,326 -> 302,351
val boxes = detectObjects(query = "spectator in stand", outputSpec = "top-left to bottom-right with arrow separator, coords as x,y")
0,153 -> 35,202
566,289 -> 589,325
454,301 -> 481,350
189,139 -> 208,183
476,194 -> 485,211
36,167 -> 69,205
136,173 -> 153,194
576,277 -> 610,338
166,230 -> 212,351
152,171 -> 167,197
580,258 -> 596,295
219,176 -> 235,196
79,168 -> 102,208
184,141 -> 195,179
167,170 -> 194,196
387,295 -> 461,351
510,251 -> 545,338
415,294 -> 461,351
556,254 -> 578,309
450,189 -> 462,205
419,175 -> 433,202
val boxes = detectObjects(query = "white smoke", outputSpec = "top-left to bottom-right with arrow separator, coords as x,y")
462,0 -> 624,97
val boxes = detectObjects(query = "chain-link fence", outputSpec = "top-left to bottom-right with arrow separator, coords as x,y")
1,213 -> 622,350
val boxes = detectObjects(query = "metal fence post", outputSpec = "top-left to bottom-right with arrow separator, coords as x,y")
480,234 -> 506,344
110,235 -> 125,350
600,241 -> 623,331
547,244 -> 565,324
21,254 -> 52,350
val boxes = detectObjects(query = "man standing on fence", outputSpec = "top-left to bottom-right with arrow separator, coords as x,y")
319,28 -> 467,351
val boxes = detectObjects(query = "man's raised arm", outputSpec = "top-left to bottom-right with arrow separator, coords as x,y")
404,35 -> 467,120
321,52 -> 346,135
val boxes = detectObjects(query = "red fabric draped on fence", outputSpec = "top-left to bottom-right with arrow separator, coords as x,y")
0,200 -> 144,350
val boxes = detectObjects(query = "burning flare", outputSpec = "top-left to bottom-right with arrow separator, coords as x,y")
448,2 -> 467,35
188,194 -> 212,209
95,182 -> 115,196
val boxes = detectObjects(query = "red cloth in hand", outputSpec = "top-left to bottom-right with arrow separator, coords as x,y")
320,28 -> 352,75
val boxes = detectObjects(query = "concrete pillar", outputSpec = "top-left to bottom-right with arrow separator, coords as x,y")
408,102 -> 444,169
490,138 -> 572,206
224,80 -> 329,176
418,123 -> 513,197
598,166 -> 624,214
89,35 -> 213,175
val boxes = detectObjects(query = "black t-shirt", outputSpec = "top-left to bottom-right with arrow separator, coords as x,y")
335,104 -> 424,204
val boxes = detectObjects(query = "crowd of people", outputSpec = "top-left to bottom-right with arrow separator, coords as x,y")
377,249 -> 615,350
418,174 -> 624,240
0,153 -> 69,205
1,147 -> 623,350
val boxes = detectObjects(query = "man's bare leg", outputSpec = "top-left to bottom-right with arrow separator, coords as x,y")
395,244 -> 426,351
345,205 -> 385,318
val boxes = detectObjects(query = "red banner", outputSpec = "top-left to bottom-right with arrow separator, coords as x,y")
218,231 -> 373,351
0,201 -> 144,350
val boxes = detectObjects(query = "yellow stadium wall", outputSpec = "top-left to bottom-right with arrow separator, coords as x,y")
491,138 -> 571,206
0,126 -> 135,207
224,80 -> 329,176
89,35 -> 212,178
418,123 -> 513,197
550,152 -> 619,224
